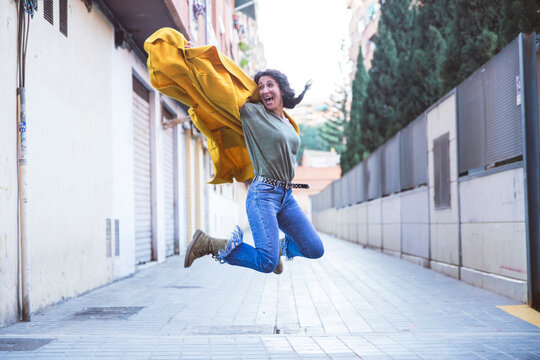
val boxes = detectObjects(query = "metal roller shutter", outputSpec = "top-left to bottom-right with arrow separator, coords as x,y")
162,111 -> 176,257
133,78 -> 153,264
179,127 -> 188,251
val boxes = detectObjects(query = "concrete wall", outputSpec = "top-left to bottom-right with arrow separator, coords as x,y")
401,187 -> 430,264
459,167 -> 527,301
381,193 -> 401,255
311,92 -> 527,302
357,203 -> 368,245
23,1 -> 114,312
427,94 -> 460,277
367,198 -> 382,249
0,0 -> 20,327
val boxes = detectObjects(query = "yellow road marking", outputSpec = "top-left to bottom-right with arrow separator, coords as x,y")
497,305 -> 540,328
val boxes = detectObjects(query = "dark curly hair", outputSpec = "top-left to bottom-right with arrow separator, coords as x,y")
254,69 -> 312,109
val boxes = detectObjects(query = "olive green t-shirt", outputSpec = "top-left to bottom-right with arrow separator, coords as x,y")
240,102 -> 300,181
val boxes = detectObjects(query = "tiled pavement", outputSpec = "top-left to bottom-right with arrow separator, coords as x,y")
1,233 -> 539,359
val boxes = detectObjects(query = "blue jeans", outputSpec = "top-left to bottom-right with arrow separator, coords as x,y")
218,178 -> 324,273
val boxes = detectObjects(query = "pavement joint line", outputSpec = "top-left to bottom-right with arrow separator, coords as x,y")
497,305 -> 540,328
2,331 -> 540,340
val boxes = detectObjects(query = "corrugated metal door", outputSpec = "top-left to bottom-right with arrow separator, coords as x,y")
162,106 -> 177,257
133,77 -> 153,264
179,126 -> 188,253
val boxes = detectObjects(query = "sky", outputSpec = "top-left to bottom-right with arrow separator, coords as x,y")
256,0 -> 350,104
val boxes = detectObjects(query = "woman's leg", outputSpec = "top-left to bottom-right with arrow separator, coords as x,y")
219,181 -> 282,273
277,191 -> 324,260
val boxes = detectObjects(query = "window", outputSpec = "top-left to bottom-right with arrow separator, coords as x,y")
433,133 -> 451,209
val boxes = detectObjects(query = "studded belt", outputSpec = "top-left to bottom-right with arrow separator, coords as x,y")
253,175 -> 310,190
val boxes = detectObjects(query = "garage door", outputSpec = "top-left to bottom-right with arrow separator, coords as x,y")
133,77 -> 153,264
162,107 -> 177,256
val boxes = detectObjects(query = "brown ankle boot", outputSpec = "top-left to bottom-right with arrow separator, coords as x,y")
184,229 -> 227,268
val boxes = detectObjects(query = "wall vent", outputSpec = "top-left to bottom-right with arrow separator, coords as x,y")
106,218 -> 112,258
115,219 -> 120,256
59,0 -> 68,37
43,0 -> 53,25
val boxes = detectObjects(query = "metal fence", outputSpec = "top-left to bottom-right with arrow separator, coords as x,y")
313,113 -> 428,211
312,34 -> 524,212
458,36 -> 522,175
381,133 -> 401,196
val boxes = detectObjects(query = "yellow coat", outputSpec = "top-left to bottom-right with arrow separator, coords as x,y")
144,27 -> 299,184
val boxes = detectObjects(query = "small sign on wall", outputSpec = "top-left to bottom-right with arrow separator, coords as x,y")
516,75 -> 522,106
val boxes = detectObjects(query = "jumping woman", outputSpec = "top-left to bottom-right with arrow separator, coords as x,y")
184,69 -> 324,274
144,29 -> 324,274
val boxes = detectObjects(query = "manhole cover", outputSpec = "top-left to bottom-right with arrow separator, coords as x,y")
0,338 -> 54,351
189,325 -> 272,335
67,306 -> 144,320
164,285 -> 202,289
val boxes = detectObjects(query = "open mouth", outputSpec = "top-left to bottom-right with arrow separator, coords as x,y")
263,96 -> 274,107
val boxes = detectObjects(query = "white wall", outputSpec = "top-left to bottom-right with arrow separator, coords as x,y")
24,1 -> 115,311
357,203 -> 368,245
460,168 -> 526,280
208,182 -> 247,239
110,42 -> 137,276
459,167 -> 527,301
0,0 -> 20,327
427,94 -> 460,274
401,187 -> 429,259
367,199 -> 382,248
381,193 -> 401,254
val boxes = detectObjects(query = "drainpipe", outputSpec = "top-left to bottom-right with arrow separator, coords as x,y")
17,87 -> 30,322
16,0 -> 35,322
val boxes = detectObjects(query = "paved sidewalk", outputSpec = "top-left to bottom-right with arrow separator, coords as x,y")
1,233 -> 539,359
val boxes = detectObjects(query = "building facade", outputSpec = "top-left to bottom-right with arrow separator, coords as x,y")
0,0 -> 262,327
347,0 -> 380,79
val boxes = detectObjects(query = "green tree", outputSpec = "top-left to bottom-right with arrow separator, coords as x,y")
498,0 -> 540,49
320,82 -> 348,155
402,0 -> 451,121
381,0 -> 415,130
341,49 -> 368,174
296,124 -> 329,165
379,0 -> 414,56
441,0 -> 502,92
361,20 -> 399,153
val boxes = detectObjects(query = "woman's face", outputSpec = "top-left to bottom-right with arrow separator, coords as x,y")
258,75 -> 283,114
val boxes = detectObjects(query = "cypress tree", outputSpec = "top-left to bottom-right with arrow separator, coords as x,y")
381,0 -> 415,130
320,82 -> 348,154
361,20 -> 399,153
498,0 -> 540,49
379,0 -> 414,56
341,49 -> 368,174
402,0 -> 451,121
441,0 -> 502,92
